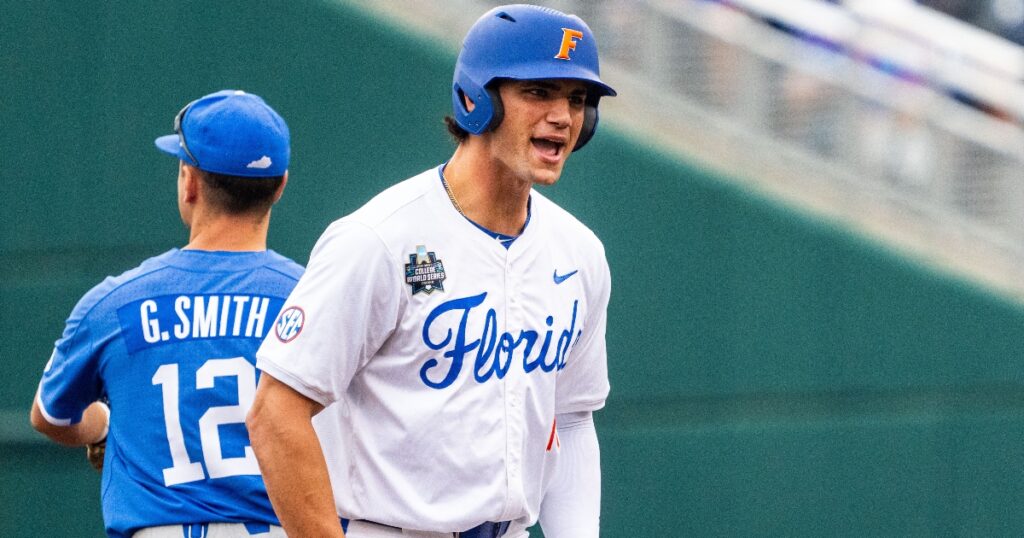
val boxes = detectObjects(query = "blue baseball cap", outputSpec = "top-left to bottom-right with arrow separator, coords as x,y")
155,89 -> 290,177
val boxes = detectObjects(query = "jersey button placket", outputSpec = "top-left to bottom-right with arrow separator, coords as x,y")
496,250 -> 516,519
506,391 -> 526,517
499,249 -> 513,518
503,251 -> 528,519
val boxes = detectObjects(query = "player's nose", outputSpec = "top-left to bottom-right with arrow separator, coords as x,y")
545,98 -> 572,129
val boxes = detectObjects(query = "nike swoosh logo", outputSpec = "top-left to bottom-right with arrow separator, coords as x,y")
553,269 -> 578,284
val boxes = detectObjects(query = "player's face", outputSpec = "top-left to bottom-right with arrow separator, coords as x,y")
489,79 -> 588,186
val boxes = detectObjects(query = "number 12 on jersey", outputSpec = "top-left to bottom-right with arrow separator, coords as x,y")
151,357 -> 260,486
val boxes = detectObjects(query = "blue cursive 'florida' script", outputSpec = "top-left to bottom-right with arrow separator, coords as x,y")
419,292 -> 581,389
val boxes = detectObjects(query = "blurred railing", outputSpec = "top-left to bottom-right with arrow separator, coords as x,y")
352,0 -> 1024,297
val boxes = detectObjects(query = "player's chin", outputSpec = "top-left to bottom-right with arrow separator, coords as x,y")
527,158 -> 566,186
530,167 -> 563,186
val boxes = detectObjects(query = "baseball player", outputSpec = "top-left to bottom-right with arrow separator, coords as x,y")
248,4 -> 615,538
30,90 -> 303,538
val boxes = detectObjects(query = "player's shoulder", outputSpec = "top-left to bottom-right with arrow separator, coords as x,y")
531,189 -> 605,253
309,167 -> 438,257
532,192 -> 611,294
342,167 -> 438,230
261,249 -> 305,281
66,249 -> 181,323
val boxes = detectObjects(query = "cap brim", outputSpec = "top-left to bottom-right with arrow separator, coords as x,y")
583,78 -> 616,97
154,134 -> 187,160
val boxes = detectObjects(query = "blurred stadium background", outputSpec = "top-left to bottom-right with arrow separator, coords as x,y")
3,0 -> 1024,535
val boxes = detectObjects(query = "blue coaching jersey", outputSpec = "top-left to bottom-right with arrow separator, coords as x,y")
36,249 -> 303,538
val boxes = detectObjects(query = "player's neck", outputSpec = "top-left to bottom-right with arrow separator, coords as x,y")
445,146 -> 531,236
184,209 -> 270,252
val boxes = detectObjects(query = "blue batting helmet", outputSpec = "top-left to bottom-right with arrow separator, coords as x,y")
451,4 -> 617,151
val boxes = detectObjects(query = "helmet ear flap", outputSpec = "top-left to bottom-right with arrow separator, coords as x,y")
572,98 -> 600,152
485,85 -> 504,132
453,78 -> 498,135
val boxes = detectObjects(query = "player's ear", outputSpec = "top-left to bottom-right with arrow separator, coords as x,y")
272,172 -> 288,204
180,162 -> 201,204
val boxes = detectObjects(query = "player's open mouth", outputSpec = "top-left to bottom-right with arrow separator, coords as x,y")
532,137 -> 565,162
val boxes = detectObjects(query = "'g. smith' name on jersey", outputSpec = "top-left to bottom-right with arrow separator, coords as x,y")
117,294 -> 280,353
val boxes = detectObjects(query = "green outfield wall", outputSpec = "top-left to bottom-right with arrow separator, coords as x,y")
4,1 -> 1024,536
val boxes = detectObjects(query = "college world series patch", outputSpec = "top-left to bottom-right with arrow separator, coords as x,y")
405,245 -> 446,295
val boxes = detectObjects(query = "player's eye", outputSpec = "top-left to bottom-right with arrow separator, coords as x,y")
568,94 -> 586,106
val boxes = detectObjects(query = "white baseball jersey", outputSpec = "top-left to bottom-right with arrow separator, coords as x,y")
256,165 -> 610,532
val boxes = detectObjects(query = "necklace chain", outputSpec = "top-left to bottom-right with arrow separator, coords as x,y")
441,174 -> 466,216
441,171 -> 525,242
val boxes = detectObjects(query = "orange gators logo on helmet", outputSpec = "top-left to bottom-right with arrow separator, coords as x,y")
554,28 -> 584,60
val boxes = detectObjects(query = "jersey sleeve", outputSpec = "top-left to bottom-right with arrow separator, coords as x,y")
257,220 -> 403,407
36,282 -> 113,425
554,248 -> 611,414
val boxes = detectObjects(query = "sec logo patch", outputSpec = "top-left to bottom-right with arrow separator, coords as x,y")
275,306 -> 305,343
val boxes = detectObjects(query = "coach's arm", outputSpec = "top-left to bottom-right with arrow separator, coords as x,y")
247,373 -> 346,537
